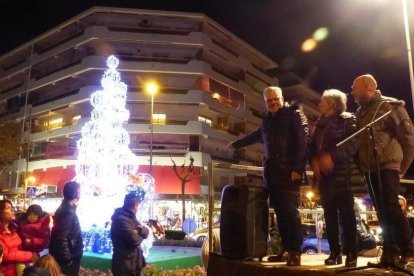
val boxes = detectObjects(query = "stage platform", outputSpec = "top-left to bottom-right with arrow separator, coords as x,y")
207,252 -> 414,275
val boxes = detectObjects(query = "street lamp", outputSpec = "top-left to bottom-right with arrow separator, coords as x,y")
401,0 -> 414,113
144,81 -> 159,172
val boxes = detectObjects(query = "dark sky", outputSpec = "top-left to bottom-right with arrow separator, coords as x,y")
1,0 -> 414,114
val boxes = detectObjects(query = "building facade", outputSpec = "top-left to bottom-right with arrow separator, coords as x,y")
0,7 -> 319,199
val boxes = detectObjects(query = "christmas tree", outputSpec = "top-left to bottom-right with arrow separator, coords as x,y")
76,55 -> 137,197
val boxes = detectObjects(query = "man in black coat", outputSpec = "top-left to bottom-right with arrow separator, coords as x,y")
111,193 -> 149,276
230,86 -> 308,266
49,181 -> 83,276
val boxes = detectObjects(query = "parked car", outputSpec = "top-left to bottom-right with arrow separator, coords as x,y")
301,223 -> 330,254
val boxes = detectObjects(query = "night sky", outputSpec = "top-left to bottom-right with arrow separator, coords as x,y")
1,0 -> 414,114
2,0 -> 414,178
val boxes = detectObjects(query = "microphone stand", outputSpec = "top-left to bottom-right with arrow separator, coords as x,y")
335,109 -> 413,275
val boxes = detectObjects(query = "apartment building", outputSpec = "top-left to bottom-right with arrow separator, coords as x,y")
0,6 -> 319,197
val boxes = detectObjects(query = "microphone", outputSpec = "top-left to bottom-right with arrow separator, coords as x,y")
385,100 -> 405,107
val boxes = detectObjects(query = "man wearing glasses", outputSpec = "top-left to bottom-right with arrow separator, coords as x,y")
230,86 -> 308,266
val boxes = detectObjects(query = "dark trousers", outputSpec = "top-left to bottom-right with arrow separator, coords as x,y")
320,188 -> 357,256
265,164 -> 302,253
366,170 -> 413,253
60,260 -> 81,276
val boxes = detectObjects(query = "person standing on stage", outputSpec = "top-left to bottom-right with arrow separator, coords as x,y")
229,86 -> 308,266
320,74 -> 414,264
309,89 -> 361,267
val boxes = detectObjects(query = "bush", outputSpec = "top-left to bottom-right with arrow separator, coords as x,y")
144,265 -> 206,276
153,237 -> 203,247
79,265 -> 206,276
164,230 -> 186,240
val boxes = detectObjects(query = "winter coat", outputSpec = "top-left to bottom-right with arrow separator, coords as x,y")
308,112 -> 365,196
355,92 -> 414,174
111,207 -> 149,276
18,214 -> 50,253
49,200 -> 83,267
0,229 -> 33,276
232,103 -> 309,175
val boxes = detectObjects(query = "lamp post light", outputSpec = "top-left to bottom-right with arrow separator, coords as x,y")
144,81 -> 159,172
401,0 -> 414,113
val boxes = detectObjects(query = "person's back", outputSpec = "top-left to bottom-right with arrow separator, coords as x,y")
49,181 -> 83,276
23,266 -> 50,276
34,255 -> 63,276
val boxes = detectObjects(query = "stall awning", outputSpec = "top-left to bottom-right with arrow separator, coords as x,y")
29,165 -> 200,195
31,166 -> 76,192
138,165 -> 200,195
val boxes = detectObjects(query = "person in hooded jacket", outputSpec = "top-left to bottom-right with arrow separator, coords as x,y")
18,205 -> 50,254
111,193 -> 149,276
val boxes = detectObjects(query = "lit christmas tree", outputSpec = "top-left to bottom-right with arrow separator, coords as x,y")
75,55 -> 155,256
76,55 -> 137,197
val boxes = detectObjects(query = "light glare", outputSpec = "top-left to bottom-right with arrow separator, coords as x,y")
313,27 -> 329,41
301,38 -> 317,52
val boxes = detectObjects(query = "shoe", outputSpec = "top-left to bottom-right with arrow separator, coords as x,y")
345,254 -> 357,268
380,247 -> 403,266
267,251 -> 288,262
324,252 -> 342,265
286,251 -> 301,266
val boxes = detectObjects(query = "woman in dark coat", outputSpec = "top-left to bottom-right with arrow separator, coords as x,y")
309,89 -> 362,267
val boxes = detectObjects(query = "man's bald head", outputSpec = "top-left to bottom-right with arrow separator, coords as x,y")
351,74 -> 378,105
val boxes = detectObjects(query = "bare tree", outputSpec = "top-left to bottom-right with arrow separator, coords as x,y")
171,156 -> 200,225
0,122 -> 22,183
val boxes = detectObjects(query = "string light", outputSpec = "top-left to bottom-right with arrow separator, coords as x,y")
74,55 -> 155,257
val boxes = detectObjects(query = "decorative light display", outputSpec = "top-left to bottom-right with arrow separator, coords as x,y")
75,55 -> 155,256
76,55 -> 137,197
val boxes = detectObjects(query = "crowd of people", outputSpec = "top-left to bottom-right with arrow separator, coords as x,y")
230,74 -> 414,267
0,181 -> 149,276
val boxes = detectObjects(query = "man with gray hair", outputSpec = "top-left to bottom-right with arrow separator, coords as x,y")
230,86 -> 308,266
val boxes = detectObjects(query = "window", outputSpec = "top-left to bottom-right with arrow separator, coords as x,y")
71,115 -> 81,124
198,116 -> 212,126
42,117 -> 64,130
152,113 -> 166,125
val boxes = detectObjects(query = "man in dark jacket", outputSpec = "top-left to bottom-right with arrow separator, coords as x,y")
230,86 -> 308,266
49,181 -> 83,276
351,74 -> 414,264
111,193 -> 149,276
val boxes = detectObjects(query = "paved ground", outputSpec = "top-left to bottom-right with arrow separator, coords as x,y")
209,253 -> 414,275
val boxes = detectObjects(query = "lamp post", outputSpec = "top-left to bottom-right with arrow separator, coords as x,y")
144,81 -> 159,172
401,0 -> 414,113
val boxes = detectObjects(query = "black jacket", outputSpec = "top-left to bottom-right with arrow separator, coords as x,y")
49,200 -> 83,266
309,112 -> 364,194
232,103 -> 308,173
111,207 -> 149,276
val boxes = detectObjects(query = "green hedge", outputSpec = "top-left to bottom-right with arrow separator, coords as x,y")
164,230 -> 186,240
